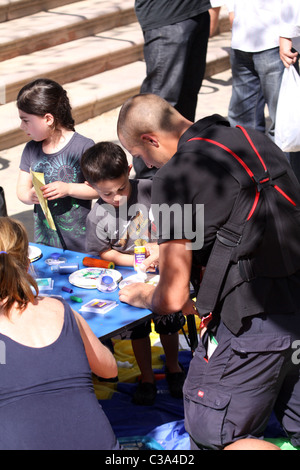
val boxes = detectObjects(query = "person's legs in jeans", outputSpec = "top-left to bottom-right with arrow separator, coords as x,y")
228,49 -> 266,133
175,12 -> 210,121
141,13 -> 209,119
134,13 -> 209,178
255,49 -> 300,182
254,47 -> 285,141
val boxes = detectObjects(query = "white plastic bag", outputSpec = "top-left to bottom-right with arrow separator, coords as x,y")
275,65 -> 300,152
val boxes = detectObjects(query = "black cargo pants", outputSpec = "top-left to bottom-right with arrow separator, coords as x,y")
183,313 -> 300,450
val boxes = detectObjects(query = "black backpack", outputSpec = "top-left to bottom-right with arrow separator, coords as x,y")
188,125 -> 300,317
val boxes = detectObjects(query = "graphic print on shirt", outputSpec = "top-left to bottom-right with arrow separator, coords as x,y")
32,152 -> 80,184
32,152 -> 89,249
117,210 -> 149,248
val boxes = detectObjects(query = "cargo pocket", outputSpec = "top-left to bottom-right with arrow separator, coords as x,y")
184,386 -> 231,450
221,334 -> 291,389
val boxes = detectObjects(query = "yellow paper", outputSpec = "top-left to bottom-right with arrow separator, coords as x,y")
30,170 -> 56,231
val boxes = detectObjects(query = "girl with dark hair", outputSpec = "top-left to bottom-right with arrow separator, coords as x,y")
0,217 -> 120,450
16,78 -> 97,251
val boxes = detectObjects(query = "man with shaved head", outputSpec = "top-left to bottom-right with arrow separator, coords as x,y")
117,93 -> 300,450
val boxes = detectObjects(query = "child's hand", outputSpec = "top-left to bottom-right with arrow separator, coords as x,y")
140,243 -> 159,272
29,188 -> 40,205
41,181 -> 70,200
182,298 -> 198,317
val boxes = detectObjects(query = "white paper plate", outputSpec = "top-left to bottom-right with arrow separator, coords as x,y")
69,268 -> 122,289
28,245 -> 42,263
119,273 -> 160,290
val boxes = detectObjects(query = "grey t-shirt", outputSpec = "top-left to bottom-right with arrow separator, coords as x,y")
19,132 -> 94,252
86,179 -> 156,256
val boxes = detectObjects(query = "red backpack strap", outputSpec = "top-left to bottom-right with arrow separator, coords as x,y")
237,126 -> 296,207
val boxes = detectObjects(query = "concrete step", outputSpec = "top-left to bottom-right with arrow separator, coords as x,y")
1,23 -> 231,106
0,0 -> 136,61
0,0 -> 82,22
0,31 -> 231,151
0,60 -> 146,150
0,21 -> 144,103
205,31 -> 231,77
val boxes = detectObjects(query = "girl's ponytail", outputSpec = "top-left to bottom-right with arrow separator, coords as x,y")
0,218 -> 38,316
57,88 -> 75,132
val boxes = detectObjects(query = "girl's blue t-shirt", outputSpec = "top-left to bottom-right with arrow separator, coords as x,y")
19,132 -> 94,252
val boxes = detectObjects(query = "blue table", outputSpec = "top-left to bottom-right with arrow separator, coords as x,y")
29,243 -> 153,341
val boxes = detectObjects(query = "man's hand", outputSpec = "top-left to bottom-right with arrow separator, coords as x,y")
120,239 -> 193,317
119,282 -> 155,310
140,243 -> 159,272
280,37 -> 299,68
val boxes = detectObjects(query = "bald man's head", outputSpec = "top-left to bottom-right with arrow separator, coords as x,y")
117,94 -> 193,169
117,94 -> 184,146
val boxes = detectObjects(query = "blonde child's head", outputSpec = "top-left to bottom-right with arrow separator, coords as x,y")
0,217 -> 38,316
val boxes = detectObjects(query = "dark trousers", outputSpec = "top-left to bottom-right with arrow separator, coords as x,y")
183,313 -> 300,450
134,11 -> 210,179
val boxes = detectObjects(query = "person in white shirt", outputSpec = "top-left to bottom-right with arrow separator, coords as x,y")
228,1 -> 283,139
279,0 -> 300,67
279,0 -> 300,183
228,0 -> 300,182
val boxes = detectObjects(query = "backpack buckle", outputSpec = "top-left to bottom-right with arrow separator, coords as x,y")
217,227 -> 242,247
253,172 -> 272,192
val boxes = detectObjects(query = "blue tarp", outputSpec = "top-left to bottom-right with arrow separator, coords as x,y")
99,351 -> 191,448
98,350 -> 289,450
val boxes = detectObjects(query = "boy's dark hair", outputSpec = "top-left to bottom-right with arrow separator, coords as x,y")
81,142 -> 129,185
17,78 -> 75,132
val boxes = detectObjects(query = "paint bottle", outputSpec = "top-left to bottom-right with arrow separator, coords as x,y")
51,263 -> 79,274
134,246 -> 146,272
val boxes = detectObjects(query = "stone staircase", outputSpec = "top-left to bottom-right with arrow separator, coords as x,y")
0,0 -> 232,151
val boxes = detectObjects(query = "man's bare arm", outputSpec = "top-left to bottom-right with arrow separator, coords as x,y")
119,239 -> 192,315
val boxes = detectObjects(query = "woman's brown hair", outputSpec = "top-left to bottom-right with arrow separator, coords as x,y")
0,217 -> 38,316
